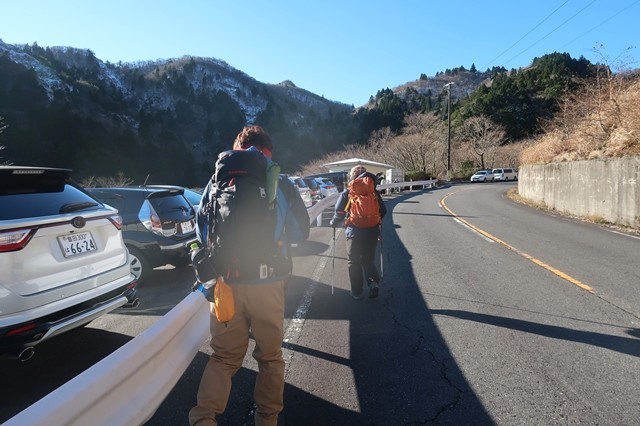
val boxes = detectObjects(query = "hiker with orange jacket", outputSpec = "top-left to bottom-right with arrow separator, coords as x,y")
330,165 -> 387,300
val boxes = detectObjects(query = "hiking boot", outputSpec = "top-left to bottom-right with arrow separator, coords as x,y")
368,284 -> 379,299
350,292 -> 364,300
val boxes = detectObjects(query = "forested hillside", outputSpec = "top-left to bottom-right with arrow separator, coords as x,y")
1,39 -> 634,184
0,41 -> 356,185
302,53 -> 631,179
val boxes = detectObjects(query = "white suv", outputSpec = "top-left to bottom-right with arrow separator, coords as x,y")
0,166 -> 138,361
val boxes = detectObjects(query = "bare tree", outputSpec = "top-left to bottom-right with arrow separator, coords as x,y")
496,142 -> 526,169
80,172 -> 134,188
590,43 -> 637,102
380,113 -> 447,176
368,127 -> 395,151
458,115 -> 505,169
297,143 -> 372,176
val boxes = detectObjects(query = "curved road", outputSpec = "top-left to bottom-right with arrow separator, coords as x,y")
2,182 -> 639,425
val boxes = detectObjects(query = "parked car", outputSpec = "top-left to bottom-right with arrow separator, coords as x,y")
286,176 -> 314,208
314,177 -> 339,197
0,166 -> 138,361
86,186 -> 198,284
301,178 -> 323,204
305,171 -> 349,192
470,170 -> 494,183
144,185 -> 203,209
492,168 -> 518,181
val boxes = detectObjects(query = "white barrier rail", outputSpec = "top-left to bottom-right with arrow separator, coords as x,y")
378,179 -> 437,192
307,179 -> 437,225
5,179 -> 436,426
5,292 -> 210,426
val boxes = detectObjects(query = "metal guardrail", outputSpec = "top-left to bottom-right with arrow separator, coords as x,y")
307,179 -> 437,225
5,292 -> 210,426
5,179 -> 436,425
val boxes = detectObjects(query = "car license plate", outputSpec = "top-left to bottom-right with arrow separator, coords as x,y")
58,232 -> 97,257
180,220 -> 194,234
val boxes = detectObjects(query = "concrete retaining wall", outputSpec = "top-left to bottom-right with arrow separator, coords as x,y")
518,157 -> 640,228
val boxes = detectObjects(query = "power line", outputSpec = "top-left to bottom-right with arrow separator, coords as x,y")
482,0 -> 570,70
559,0 -> 640,52
501,0 -> 597,67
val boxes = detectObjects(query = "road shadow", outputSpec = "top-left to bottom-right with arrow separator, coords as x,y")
431,309 -> 640,358
0,328 -> 134,423
118,264 -> 196,317
150,187 -> 494,425
145,351 -> 372,426
279,190 -> 494,424
291,239 -> 330,257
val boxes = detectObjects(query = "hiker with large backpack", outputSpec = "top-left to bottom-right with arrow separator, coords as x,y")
189,125 -> 310,426
330,165 -> 387,300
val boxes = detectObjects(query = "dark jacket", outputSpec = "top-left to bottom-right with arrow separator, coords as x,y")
275,175 -> 311,244
331,171 -> 387,238
195,153 -> 310,283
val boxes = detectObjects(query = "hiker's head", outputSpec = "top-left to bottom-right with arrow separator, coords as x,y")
350,165 -> 367,181
233,125 -> 273,158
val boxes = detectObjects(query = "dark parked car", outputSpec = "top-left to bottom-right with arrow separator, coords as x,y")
87,186 -> 197,284
0,166 -> 138,361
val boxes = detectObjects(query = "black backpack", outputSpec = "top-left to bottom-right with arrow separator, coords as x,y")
195,149 -> 288,284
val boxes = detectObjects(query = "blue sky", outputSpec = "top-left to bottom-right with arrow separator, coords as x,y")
1,0 -> 638,106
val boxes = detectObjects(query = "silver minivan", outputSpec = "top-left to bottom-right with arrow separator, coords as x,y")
492,168 -> 518,181
0,166 -> 138,361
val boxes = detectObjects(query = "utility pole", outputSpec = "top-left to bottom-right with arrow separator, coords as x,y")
444,82 -> 454,180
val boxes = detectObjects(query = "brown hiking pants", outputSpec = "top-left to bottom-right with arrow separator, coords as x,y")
189,280 -> 286,426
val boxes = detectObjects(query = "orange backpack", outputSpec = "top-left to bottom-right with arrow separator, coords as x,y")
345,176 -> 381,228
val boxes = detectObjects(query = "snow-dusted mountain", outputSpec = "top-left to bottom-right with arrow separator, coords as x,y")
0,40 -> 356,183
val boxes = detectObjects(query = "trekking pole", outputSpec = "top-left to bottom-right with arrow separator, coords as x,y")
379,224 -> 384,282
331,226 -> 336,295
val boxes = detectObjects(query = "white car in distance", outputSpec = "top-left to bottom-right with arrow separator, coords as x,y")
470,170 -> 494,183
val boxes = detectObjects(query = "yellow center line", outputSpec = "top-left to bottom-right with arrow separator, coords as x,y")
440,189 -> 594,294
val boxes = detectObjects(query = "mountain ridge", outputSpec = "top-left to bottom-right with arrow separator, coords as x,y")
0,40 -> 359,184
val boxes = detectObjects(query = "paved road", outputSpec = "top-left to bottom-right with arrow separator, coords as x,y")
3,182 -> 640,425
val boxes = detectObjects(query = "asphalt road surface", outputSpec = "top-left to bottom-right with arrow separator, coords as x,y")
2,182 -> 639,425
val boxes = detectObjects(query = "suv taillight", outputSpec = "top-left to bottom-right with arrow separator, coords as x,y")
0,228 -> 36,253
